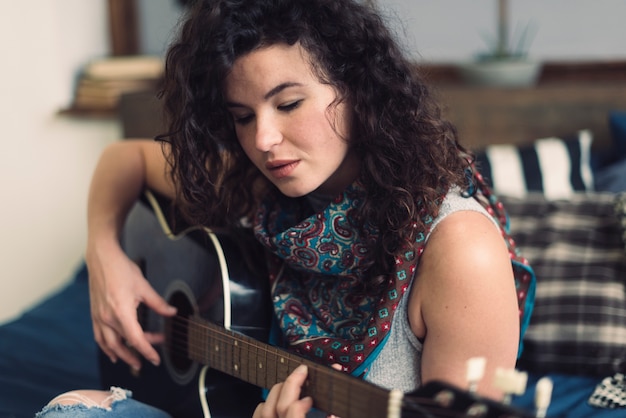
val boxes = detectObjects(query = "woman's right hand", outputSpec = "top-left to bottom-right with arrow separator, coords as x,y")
86,140 -> 177,371
87,244 -> 177,371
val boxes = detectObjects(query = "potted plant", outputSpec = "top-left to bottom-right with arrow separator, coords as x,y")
458,0 -> 541,87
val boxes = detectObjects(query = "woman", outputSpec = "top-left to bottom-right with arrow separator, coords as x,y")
37,0 -> 535,417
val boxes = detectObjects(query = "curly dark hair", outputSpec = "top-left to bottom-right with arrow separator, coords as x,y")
156,0 -> 472,279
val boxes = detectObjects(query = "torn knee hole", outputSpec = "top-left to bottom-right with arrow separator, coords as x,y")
47,387 -> 129,410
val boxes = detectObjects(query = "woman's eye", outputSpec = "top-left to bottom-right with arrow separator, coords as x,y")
278,100 -> 302,112
232,114 -> 254,125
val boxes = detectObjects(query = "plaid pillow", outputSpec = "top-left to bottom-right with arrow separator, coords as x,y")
502,193 -> 626,377
615,193 -> 626,252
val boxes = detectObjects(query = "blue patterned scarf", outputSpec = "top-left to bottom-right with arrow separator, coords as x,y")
253,174 -> 535,375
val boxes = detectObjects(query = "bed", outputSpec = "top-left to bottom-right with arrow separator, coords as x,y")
2,78 -> 626,417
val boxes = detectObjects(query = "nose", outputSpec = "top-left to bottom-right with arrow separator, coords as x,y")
254,113 -> 282,152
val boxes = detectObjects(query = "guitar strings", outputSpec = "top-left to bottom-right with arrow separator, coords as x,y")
165,345 -> 471,415
160,315 -> 490,418
163,340 -> 451,418
166,316 -> 372,400
166,317 -> 480,418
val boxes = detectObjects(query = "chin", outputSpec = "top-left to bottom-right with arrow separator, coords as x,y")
274,182 -> 317,198
277,188 -> 310,198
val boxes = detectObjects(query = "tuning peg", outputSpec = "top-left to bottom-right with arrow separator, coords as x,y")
534,377 -> 553,418
493,368 -> 528,405
466,357 -> 486,393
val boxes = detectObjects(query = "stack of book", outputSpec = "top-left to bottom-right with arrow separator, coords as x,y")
69,55 -> 163,113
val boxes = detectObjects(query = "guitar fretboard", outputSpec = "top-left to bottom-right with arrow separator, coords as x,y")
171,315 -> 393,418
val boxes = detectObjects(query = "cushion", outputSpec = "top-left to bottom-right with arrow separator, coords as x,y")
610,111 -> 626,160
502,193 -> 626,377
616,193 -> 626,254
475,130 -> 594,200
595,159 -> 626,193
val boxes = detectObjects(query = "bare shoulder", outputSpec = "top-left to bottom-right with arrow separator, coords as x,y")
413,210 -> 513,297
108,139 -> 174,198
408,210 -> 520,399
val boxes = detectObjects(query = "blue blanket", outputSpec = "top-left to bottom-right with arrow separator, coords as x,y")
0,263 -> 99,418
1,262 -> 624,418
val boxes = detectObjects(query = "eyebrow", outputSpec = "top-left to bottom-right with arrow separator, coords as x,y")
226,82 -> 303,108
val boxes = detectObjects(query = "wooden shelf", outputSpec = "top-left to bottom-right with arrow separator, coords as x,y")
58,107 -> 118,119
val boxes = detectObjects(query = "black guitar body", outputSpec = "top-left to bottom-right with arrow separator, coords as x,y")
98,193 -> 271,418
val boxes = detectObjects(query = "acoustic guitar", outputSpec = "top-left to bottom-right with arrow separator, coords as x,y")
99,191 -> 534,418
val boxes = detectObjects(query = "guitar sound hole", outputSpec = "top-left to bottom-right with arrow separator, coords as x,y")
166,290 -> 195,378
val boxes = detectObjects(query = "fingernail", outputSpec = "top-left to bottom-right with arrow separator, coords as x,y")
294,364 -> 308,374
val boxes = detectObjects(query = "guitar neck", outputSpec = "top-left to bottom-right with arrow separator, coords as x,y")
177,315 -> 392,418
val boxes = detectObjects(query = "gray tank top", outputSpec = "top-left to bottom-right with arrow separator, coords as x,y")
363,189 -> 498,392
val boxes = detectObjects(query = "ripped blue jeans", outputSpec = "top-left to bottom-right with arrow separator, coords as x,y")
35,387 -> 172,418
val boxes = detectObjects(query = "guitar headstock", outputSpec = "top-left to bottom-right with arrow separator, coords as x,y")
403,380 -> 534,418
400,357 -> 551,417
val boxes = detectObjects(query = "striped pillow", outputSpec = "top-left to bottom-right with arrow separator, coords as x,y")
475,130 -> 594,200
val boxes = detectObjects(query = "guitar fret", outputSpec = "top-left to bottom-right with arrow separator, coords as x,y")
232,339 -> 240,377
223,335 -> 230,376
263,342 -> 271,387
257,343 -> 267,388
188,319 -> 203,364
246,340 -> 257,384
205,321 -> 212,366
277,353 -> 289,382
266,345 -> 287,387
264,345 -> 276,387
206,321 -> 213,366
254,343 -> 264,387
254,345 -> 262,386
215,334 -> 222,372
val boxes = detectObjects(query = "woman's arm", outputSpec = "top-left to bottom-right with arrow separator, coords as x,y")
86,139 -> 177,370
408,210 -> 520,400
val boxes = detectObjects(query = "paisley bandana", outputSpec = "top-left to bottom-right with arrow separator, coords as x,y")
253,171 -> 535,375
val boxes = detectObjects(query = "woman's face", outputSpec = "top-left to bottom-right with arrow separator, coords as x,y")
224,43 -> 359,198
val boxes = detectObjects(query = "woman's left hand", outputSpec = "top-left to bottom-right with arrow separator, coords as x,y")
253,365 -> 313,418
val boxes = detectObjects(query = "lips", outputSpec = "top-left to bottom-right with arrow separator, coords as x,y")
265,160 -> 300,179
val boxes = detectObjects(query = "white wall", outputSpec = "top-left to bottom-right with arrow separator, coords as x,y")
0,1 -> 120,322
378,0 -> 626,62
138,0 -> 626,62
